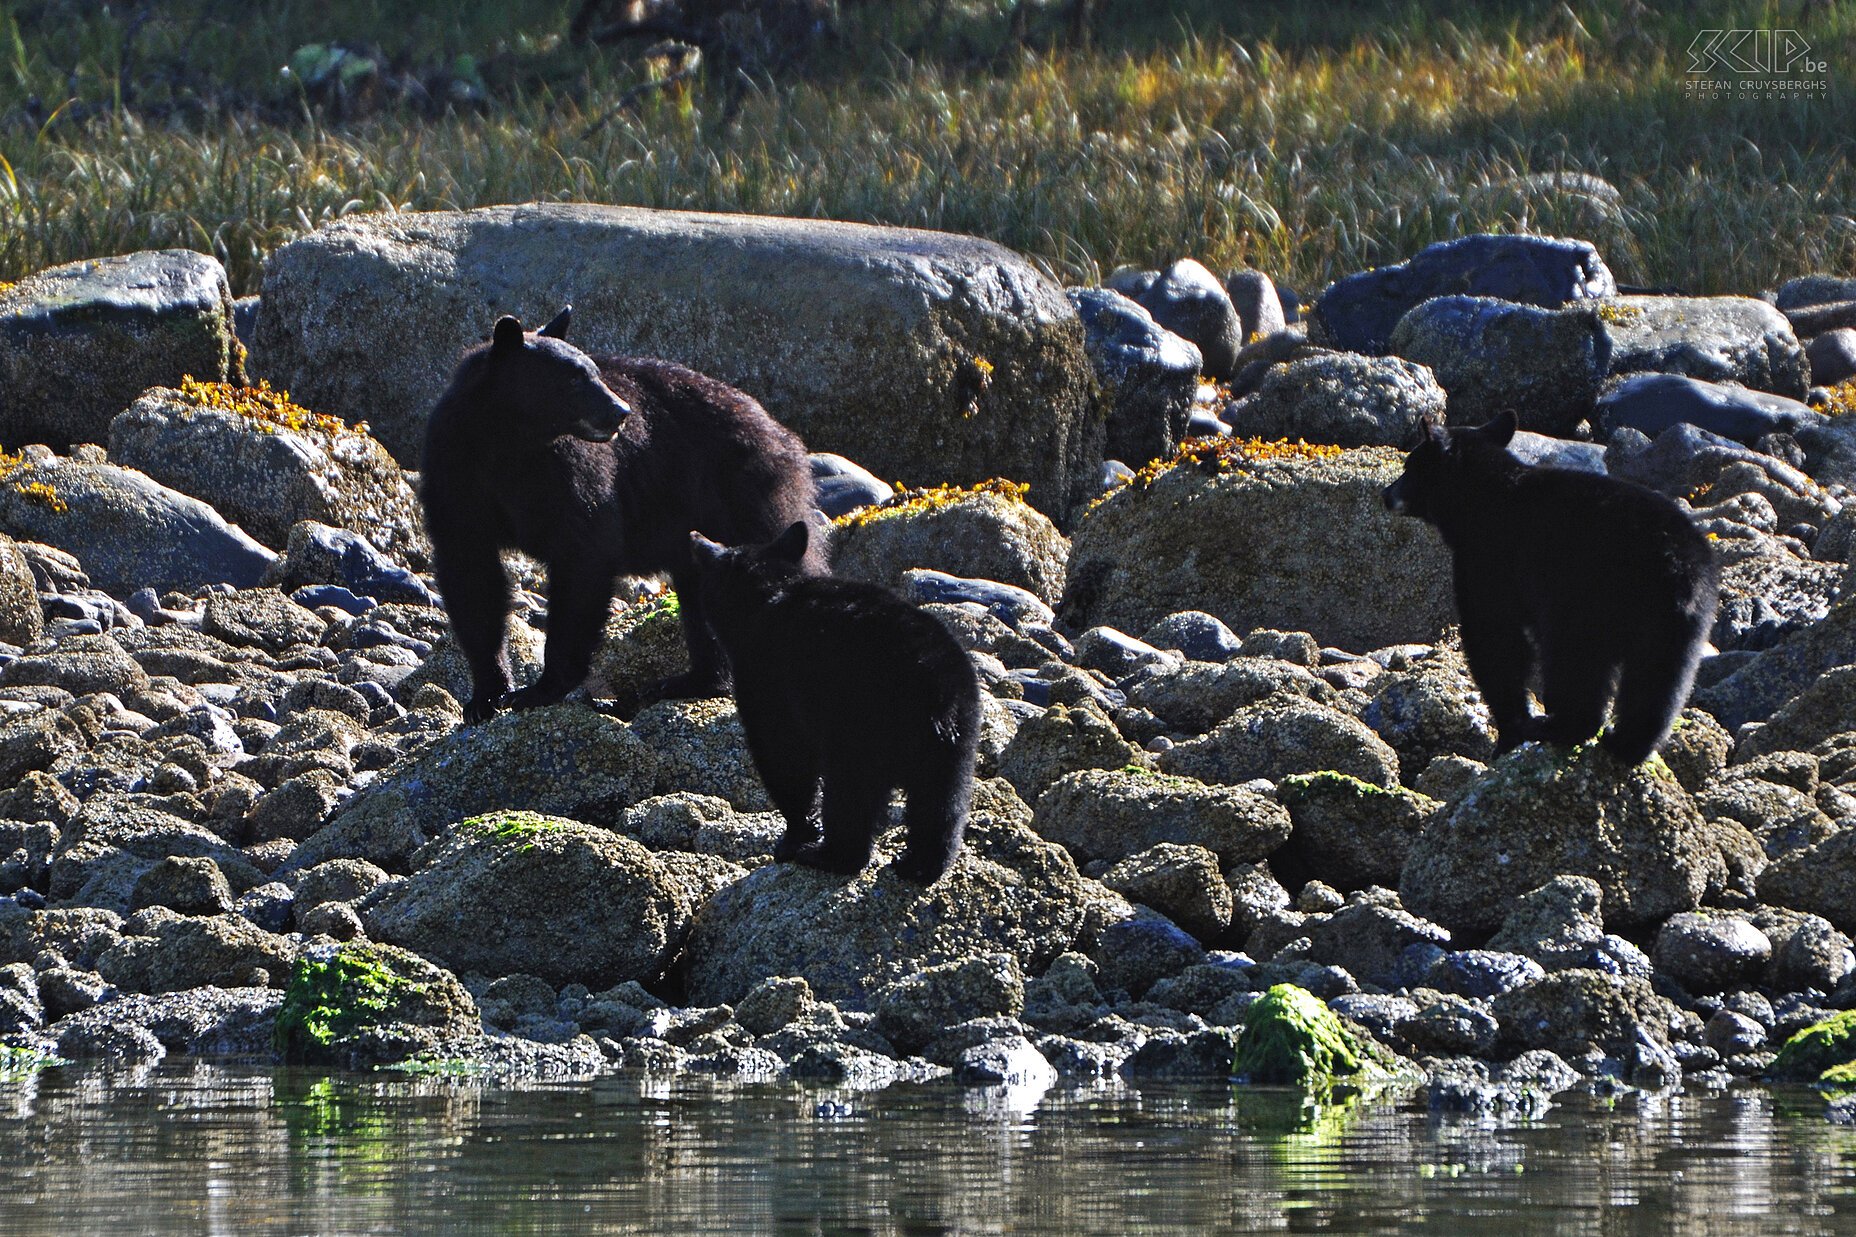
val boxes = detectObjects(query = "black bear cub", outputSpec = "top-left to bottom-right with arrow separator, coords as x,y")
421,308 -> 823,723
689,522 -> 982,884
1384,411 -> 1718,765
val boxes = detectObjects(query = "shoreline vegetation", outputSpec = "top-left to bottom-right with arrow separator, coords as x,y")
0,0 -> 1849,299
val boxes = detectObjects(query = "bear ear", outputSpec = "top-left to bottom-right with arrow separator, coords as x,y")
1418,411 -> 1449,450
491,316 -> 526,355
689,531 -> 726,565
768,521 -> 810,563
539,305 -> 572,340
1481,410 -> 1519,448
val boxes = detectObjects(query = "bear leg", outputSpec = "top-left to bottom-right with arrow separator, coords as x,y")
744,724 -> 825,858
509,562 -> 615,711
641,569 -> 734,702
784,771 -> 886,875
1602,617 -> 1708,765
890,755 -> 974,885
1457,599 -> 1536,752
1534,642 -> 1617,749
432,532 -> 517,724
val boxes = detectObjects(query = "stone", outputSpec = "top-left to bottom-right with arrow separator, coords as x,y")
97,909 -> 296,993
1233,982 -> 1388,1085
1158,697 -> 1401,789
1032,767 -> 1290,868
1061,443 -> 1455,652
273,940 -> 479,1067
365,812 -> 685,989
1067,288 -> 1200,467
1761,831 -> 1856,935
1806,328 -> 1856,387
873,954 -> 1025,1054
1778,275 -> 1856,311
1224,351 -> 1445,448
628,696 -> 770,812
127,855 -> 235,917
1111,258 -> 1241,379
1141,611 -> 1243,662
1734,664 -> 1856,761
1597,373 -> 1822,445
289,705 -> 660,872
1402,746 -> 1747,936
1400,998 -> 1500,1058
828,484 -> 1068,605
1387,295 -> 1602,436
265,522 -> 435,606
1312,233 -> 1615,357
1124,656 -> 1332,735
1491,968 -> 1677,1058
995,701 -> 1145,803
809,453 -> 893,519
0,535 -> 42,648
1275,773 -> 1440,892
109,386 -> 429,566
1224,268 -> 1287,344
1087,905 -> 1206,996
201,588 -> 326,655
0,250 -> 237,452
1,634 -> 149,698
1651,912 -> 1772,995
1357,649 -> 1498,772
1099,844 -> 1232,942
253,204 -> 1098,518
1598,297 -> 1809,400
0,457 -> 276,596
680,781 -> 1089,1010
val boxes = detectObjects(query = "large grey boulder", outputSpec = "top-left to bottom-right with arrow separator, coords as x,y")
364,812 -> 685,989
0,250 -> 238,452
0,455 -> 276,596
1597,373 -> 1822,445
287,704 -> 661,872
679,780 -> 1090,1009
109,386 -> 429,566
1067,287 -> 1200,468
828,483 -> 1068,605
1224,351 -> 1445,447
1061,443 -> 1454,652
1401,744 -> 1757,935
1388,295 -> 1603,435
1312,234 -> 1616,356
254,204 -> 1099,517
1598,296 -> 1808,400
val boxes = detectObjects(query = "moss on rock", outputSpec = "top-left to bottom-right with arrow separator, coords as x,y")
1234,983 -> 1377,1087
273,941 -> 478,1067
1766,1009 -> 1856,1084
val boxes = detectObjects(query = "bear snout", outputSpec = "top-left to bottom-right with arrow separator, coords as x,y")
1382,478 -> 1409,513
570,395 -> 633,442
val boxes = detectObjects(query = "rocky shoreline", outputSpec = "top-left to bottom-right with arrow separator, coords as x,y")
2,209 -> 1856,1120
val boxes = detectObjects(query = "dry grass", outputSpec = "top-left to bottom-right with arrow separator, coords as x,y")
0,1 -> 1849,297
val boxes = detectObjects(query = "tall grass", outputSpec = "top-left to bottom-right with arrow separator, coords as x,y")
0,1 -> 1850,297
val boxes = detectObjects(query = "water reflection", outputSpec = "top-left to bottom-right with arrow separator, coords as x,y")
0,1064 -> 1850,1233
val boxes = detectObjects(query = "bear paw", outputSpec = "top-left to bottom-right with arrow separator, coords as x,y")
780,838 -> 873,876
639,670 -> 733,705
501,681 -> 572,712
889,849 -> 955,885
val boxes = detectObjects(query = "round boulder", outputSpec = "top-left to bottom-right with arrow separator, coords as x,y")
1224,351 -> 1445,448
829,481 -> 1068,606
1032,767 -> 1291,867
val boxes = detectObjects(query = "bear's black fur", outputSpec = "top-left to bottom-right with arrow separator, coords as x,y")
689,522 -> 982,884
1383,411 -> 1718,765
421,308 -> 823,723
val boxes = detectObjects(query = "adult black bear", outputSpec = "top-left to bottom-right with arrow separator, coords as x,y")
1383,411 -> 1718,765
421,308 -> 822,723
689,522 -> 982,883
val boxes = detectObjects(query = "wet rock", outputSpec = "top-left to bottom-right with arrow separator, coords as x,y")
1233,982 -> 1393,1085
1756,909 -> 1855,992
1067,287 -> 1200,467
364,811 -> 684,989
1764,1009 -> 1856,1084
110,387 -> 428,565
1312,234 -> 1615,357
1141,611 -> 1243,662
874,954 -> 1025,1055
1806,328 -> 1856,387
1099,844 -> 1232,942
996,701 -> 1145,803
266,522 -> 435,606
98,908 -> 295,993
292,705 -> 659,872
1225,351 -> 1445,447
255,204 -> 1098,518
1424,950 -> 1545,999
733,976 -> 821,1037
1275,773 -> 1440,893
1401,745 -> 1749,935
680,781 -> 1088,1010
0,250 -> 237,451
1598,373 -> 1822,445
1121,1027 -> 1238,1080
1401,997 -> 1500,1057
1388,295 -> 1602,436
629,696 -> 771,812
1159,697 -> 1401,789
1491,969 -> 1677,1058
1296,898 -> 1450,991
1110,258 -> 1241,379
1032,768 -> 1290,867
1704,1008 -> 1767,1057
1124,656 -> 1331,735
1088,905 -> 1206,996
810,453 -> 894,520
829,484 -> 1067,606
1062,443 -> 1454,651
0,535 -> 42,648
1651,912 -> 1772,994
955,1031 -> 1057,1087
273,940 -> 479,1068
127,855 -> 235,917
1600,297 -> 1809,400
55,1019 -> 166,1063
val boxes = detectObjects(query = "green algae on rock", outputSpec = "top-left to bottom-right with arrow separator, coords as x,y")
274,941 -> 478,1068
1234,983 -> 1384,1087
1766,1010 -> 1856,1085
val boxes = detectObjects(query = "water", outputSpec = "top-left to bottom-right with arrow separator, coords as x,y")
0,1064 -> 1853,1234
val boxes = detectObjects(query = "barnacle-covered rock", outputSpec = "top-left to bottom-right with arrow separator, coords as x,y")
830,479 -> 1068,605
